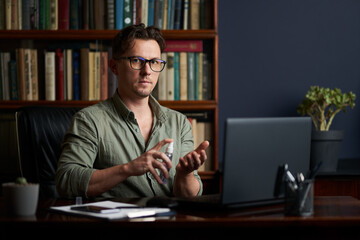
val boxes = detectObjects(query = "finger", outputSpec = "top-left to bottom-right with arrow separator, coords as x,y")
151,160 -> 170,183
151,138 -> 173,152
191,151 -> 202,169
194,140 -> 210,154
199,150 -> 207,164
151,151 -> 172,169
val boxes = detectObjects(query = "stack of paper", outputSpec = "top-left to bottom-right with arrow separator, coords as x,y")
50,200 -> 172,220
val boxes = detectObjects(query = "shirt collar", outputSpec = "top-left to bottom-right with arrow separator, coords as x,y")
112,91 -> 167,123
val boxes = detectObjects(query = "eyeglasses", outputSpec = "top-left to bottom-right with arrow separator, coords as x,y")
114,56 -> 166,72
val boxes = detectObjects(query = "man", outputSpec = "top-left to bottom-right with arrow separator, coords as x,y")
55,24 -> 209,199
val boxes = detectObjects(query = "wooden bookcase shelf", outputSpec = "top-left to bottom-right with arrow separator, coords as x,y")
0,0 -> 219,194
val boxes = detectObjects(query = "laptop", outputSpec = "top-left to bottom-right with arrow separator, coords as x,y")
147,117 -> 312,209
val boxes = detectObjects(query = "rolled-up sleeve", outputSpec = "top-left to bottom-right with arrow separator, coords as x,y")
55,112 -> 98,198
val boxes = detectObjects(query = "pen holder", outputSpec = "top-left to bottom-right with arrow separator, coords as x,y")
284,179 -> 314,216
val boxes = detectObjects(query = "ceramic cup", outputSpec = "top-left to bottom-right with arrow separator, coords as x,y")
2,182 -> 39,216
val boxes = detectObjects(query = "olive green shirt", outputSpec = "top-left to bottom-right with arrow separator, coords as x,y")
55,92 -> 203,198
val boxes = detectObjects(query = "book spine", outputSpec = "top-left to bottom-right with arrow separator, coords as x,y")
147,0 -> 154,26
70,0 -> 79,29
179,51 -> 187,100
164,40 -> 203,52
45,51 -> 56,100
173,0 -> 181,29
93,0 -> 104,29
22,0 -> 31,30
166,52 -> 174,100
30,49 -> 38,100
123,0 -> 132,27
66,49 -> 73,100
49,0 -> 58,30
187,52 -> 194,100
55,48 -> 64,100
182,0 -> 188,30
0,0 -> 5,29
173,52 -> 180,100
100,51 -> 108,100
58,0 -> 69,29
107,0 -> 115,29
9,59 -> 18,100
190,0 -> 199,30
16,48 -> 26,100
115,0 -> 123,29
72,50 -> 80,100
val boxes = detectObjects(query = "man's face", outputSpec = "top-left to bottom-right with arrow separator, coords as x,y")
115,39 -> 162,99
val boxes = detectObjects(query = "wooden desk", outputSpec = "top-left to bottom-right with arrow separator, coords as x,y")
1,196 -> 360,239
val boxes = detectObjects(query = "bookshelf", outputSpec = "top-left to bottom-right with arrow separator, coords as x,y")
0,0 -> 219,194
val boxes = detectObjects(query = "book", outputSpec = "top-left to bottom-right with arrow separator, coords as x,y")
9,59 -> 18,100
16,48 -> 26,100
173,52 -> 180,100
179,52 -> 187,100
166,52 -> 175,100
123,0 -> 132,27
49,0 -> 58,30
65,49 -> 73,100
100,51 -> 108,100
107,0 -> 115,29
182,0 -> 188,30
58,0 -> 69,30
190,0 -> 199,30
5,0 -> 11,30
45,51 -> 56,100
187,52 -> 195,100
1,52 -> 11,100
147,0 -> 154,26
88,50 -> 94,100
154,0 -> 163,29
55,48 -> 64,100
0,0 -> 5,29
22,0 -> 31,30
70,0 -> 79,29
94,0 -> 104,29
72,50 -> 80,100
173,0 -> 181,29
164,40 -> 203,52
93,51 -> 101,100
141,0 -> 148,26
30,49 -> 38,100
115,0 -> 123,29
197,52 -> 203,100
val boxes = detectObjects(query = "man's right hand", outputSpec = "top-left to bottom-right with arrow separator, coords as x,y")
125,138 -> 174,184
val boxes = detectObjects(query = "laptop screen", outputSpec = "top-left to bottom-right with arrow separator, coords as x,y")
221,117 -> 311,206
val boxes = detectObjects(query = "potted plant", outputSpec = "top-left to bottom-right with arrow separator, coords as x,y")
297,86 -> 356,172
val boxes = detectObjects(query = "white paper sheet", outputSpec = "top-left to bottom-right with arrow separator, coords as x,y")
50,200 -> 171,220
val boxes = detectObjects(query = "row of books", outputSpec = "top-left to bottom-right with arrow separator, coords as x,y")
0,0 -> 212,30
0,40 -> 212,101
154,51 -> 212,101
0,47 -> 117,101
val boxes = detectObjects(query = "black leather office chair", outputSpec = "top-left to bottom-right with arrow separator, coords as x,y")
16,106 -> 80,198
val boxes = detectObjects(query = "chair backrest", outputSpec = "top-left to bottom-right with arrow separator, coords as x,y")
16,106 -> 80,198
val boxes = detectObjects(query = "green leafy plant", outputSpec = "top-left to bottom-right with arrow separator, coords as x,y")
297,86 -> 356,131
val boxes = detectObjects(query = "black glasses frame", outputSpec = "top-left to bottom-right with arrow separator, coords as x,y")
114,56 -> 167,72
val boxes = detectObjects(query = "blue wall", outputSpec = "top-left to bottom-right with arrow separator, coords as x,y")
218,0 -> 360,165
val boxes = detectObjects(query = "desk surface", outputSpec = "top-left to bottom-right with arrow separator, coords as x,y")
2,196 -> 360,239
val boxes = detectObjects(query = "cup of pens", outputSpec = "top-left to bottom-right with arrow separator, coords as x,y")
284,179 -> 314,216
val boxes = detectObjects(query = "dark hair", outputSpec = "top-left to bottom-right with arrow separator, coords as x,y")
112,24 -> 166,59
